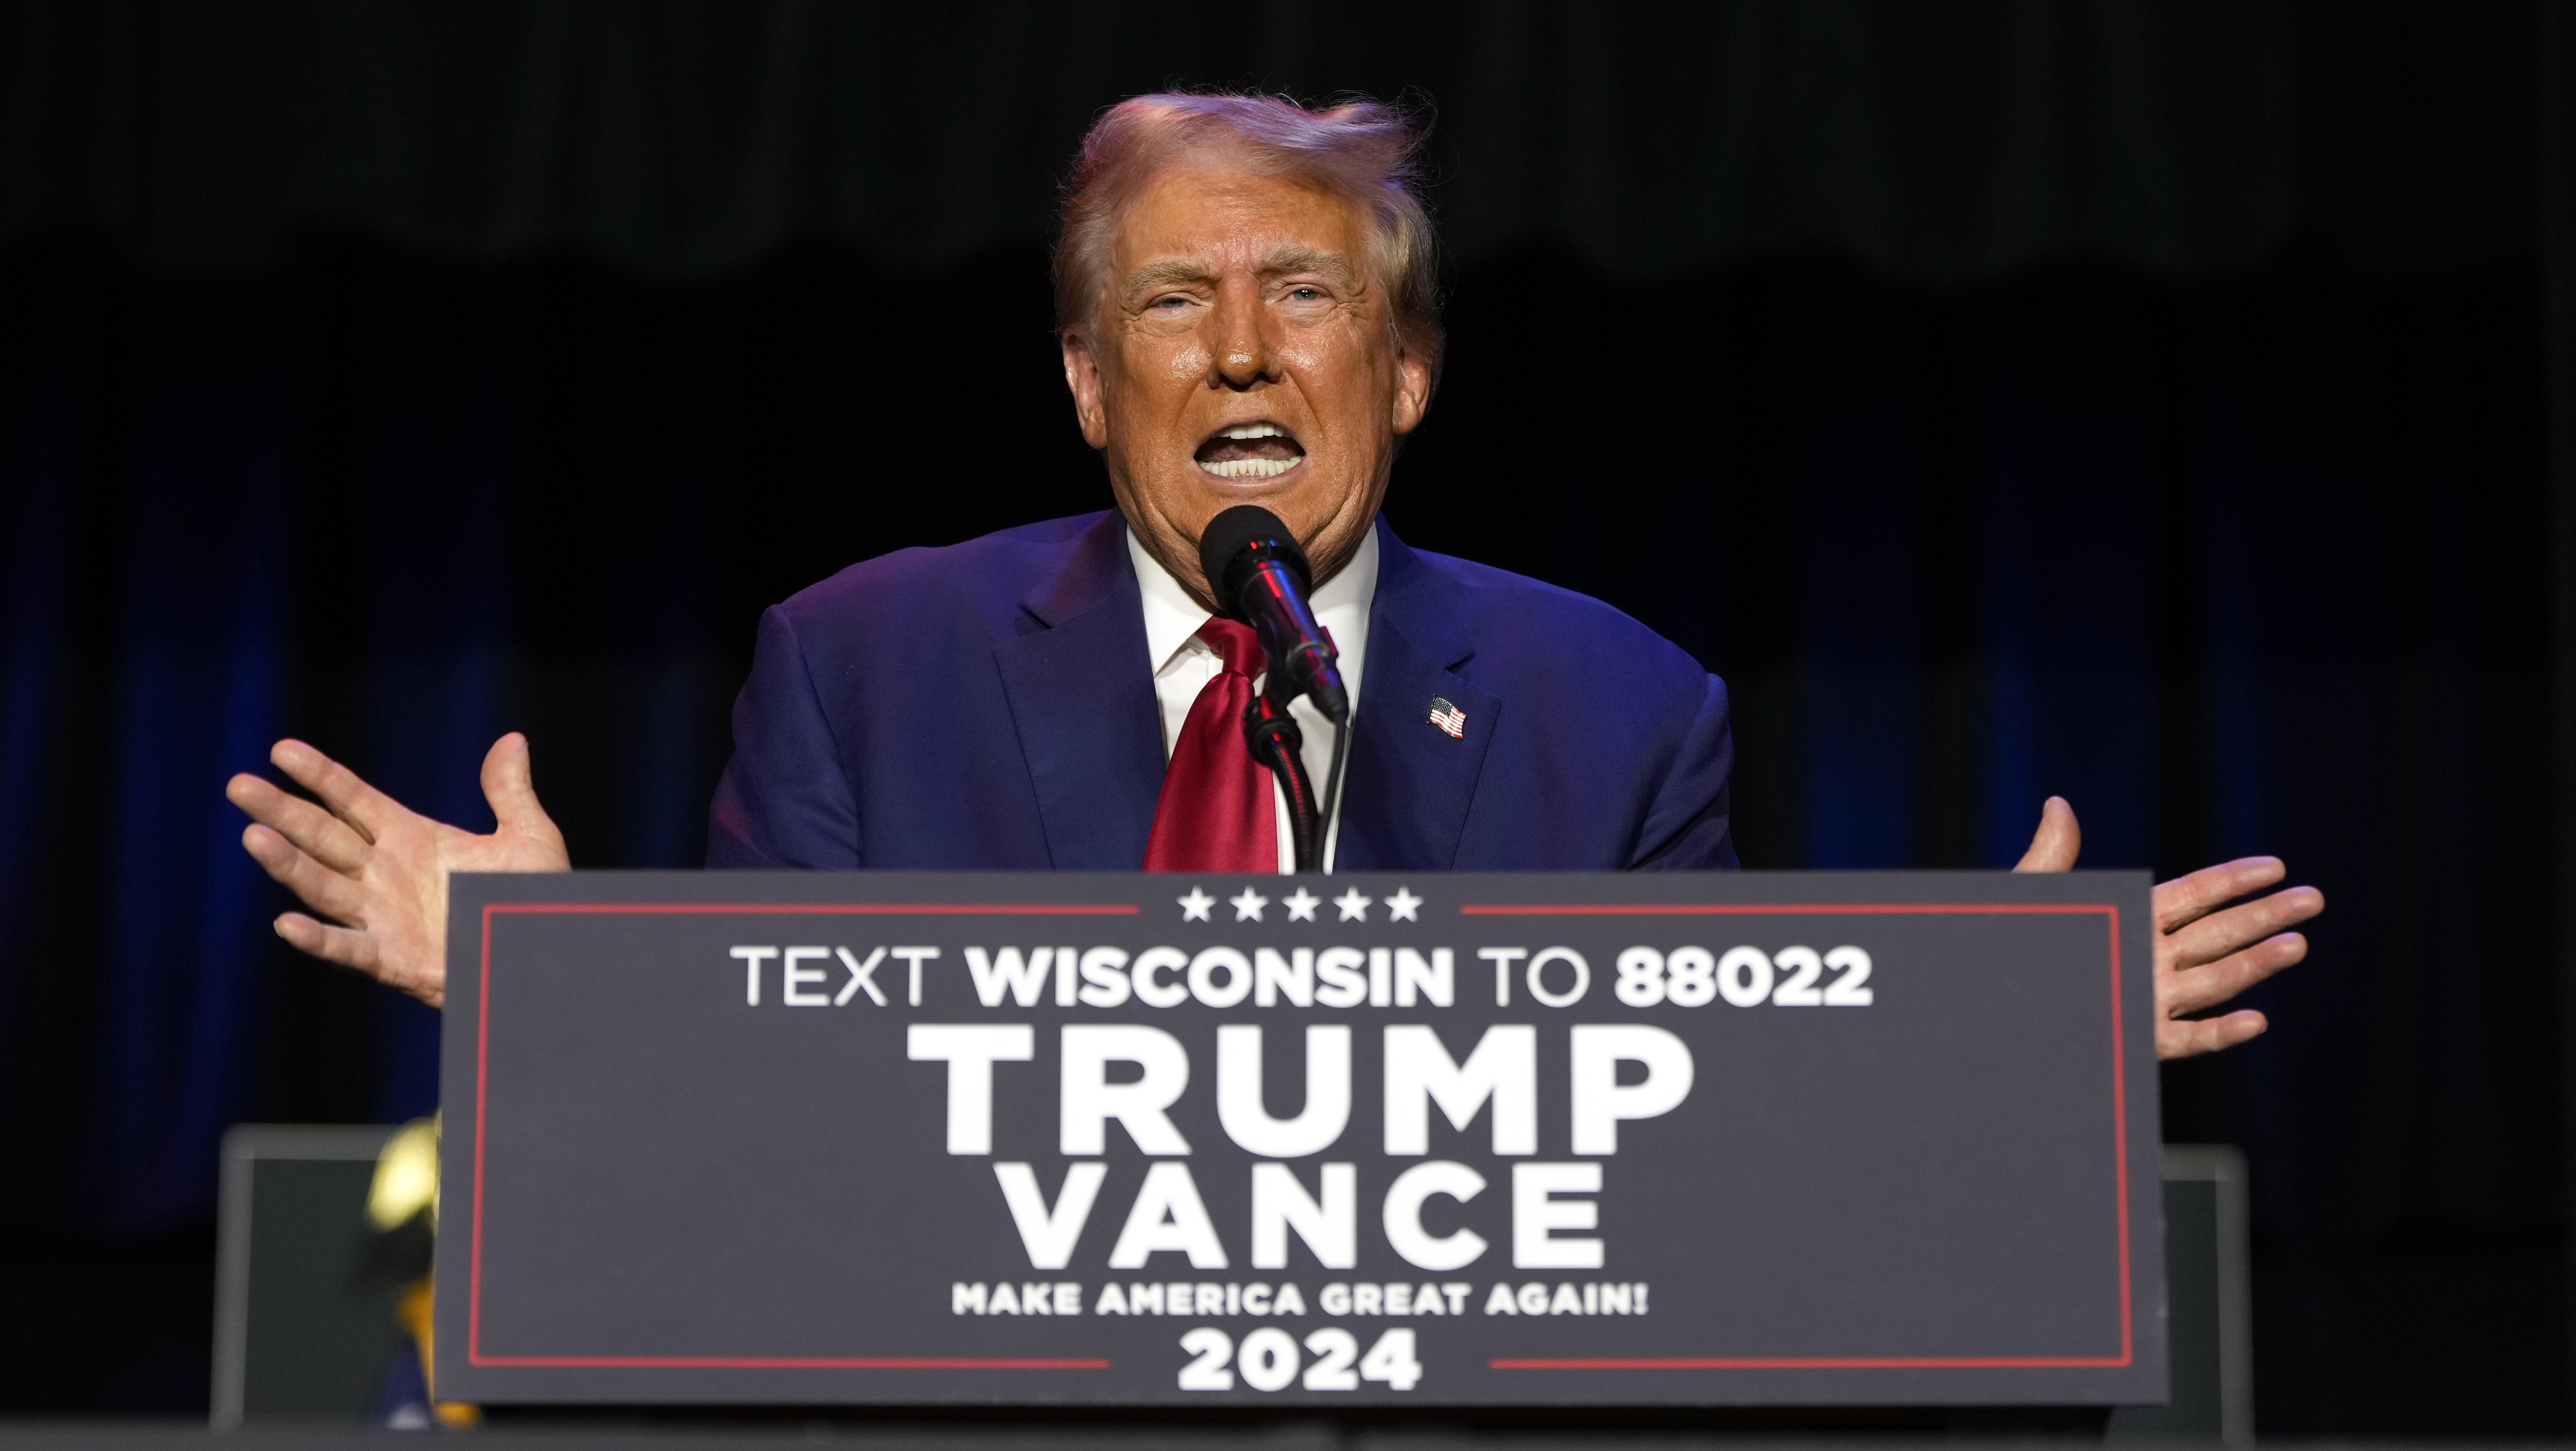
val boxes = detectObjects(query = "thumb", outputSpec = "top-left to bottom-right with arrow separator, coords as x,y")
480,732 -> 563,845
2012,795 -> 2081,872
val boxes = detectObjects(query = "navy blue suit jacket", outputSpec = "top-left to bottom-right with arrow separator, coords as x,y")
705,511 -> 1738,872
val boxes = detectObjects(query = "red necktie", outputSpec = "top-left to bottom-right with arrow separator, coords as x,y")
1142,618 -> 1277,873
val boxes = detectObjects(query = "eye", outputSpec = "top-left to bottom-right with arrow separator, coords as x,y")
1287,286 -> 1327,303
1150,295 -> 1191,311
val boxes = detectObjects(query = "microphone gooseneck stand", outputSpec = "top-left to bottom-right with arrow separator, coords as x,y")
1316,706 -> 1349,864
1242,686 -> 1346,874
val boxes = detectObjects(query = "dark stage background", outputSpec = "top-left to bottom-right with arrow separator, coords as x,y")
2,0 -> 2572,1435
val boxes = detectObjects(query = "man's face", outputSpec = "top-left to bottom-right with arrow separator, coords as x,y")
1062,161 -> 1433,606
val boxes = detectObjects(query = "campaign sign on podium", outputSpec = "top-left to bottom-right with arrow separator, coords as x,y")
434,870 -> 2162,1409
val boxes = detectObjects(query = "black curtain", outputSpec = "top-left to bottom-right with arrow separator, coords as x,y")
0,1 -> 2539,280
0,0 -> 2562,1433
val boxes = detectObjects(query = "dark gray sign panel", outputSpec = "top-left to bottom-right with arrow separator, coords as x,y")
435,871 -> 2161,1408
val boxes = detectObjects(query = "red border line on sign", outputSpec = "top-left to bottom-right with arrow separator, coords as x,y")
470,1356 -> 1112,1371
1462,901 -> 2135,1375
467,900 -> 1134,1372
1458,902 -> 2108,915
485,902 -> 1142,916
1491,1356 -> 2131,1370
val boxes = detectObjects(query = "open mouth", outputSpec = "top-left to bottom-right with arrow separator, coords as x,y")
1194,422 -> 1306,480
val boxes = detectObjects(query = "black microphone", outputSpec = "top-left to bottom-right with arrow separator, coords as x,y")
1198,505 -> 1350,724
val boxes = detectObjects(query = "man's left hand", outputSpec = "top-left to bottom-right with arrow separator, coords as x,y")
2014,796 -> 2324,1061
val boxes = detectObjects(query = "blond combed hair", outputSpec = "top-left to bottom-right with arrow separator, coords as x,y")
1053,92 -> 1443,378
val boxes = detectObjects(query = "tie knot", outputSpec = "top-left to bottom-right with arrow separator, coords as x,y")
1194,616 -> 1265,677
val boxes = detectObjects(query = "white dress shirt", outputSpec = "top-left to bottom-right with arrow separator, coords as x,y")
1127,523 -> 1376,874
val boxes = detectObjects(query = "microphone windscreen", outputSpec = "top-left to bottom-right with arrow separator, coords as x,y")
1197,505 -> 1311,607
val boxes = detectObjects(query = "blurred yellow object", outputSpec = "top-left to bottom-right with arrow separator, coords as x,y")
368,1115 -> 439,1231
395,1279 -> 480,1428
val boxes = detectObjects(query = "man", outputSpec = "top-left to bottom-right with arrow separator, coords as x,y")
226,93 -> 2319,1059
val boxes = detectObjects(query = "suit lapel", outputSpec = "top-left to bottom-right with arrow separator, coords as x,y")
1336,522 -> 1500,871
992,514 -> 1167,869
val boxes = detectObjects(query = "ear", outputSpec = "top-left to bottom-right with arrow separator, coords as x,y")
1390,338 -> 1434,436
1061,329 -> 1110,450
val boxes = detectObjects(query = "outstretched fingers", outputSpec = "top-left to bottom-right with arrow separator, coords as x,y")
2154,871 -> 2320,1061
2164,931 -> 2308,1017
272,912 -> 443,1007
2161,1008 -> 2268,1060
227,772 -> 371,872
2164,885 -> 2323,970
240,824 -> 370,924
273,910 -> 378,975
2153,856 -> 2287,934
268,738 -> 403,843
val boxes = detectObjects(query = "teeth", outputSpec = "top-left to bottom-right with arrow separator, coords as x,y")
1220,423 -> 1286,440
1196,457 -> 1301,479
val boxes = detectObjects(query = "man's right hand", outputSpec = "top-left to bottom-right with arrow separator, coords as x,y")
225,734 -> 570,1009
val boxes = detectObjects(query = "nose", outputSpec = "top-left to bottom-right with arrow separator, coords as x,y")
1209,281 -> 1275,390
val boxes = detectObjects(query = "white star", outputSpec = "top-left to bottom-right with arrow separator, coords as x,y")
1283,888 -> 1320,922
1231,887 -> 1270,922
1386,887 -> 1423,922
1179,887 -> 1214,922
1334,888 -> 1373,922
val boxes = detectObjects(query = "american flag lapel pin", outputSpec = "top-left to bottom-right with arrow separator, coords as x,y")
1427,695 -> 1466,738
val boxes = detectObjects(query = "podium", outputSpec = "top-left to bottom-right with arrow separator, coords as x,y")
433,870 -> 2163,1412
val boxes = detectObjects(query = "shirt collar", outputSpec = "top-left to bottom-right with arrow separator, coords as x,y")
1129,527 -> 1213,676
1126,520 -> 1380,675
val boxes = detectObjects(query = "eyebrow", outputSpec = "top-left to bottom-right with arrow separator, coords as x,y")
1255,245 -> 1358,287
1119,246 -> 1362,300
1122,259 -> 1216,296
